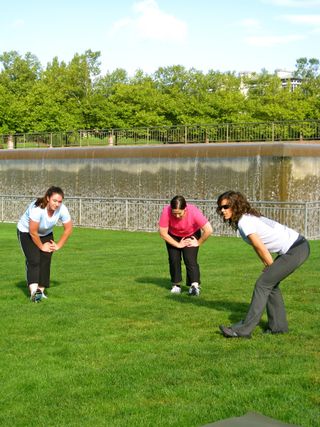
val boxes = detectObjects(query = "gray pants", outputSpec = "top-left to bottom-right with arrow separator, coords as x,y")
232,236 -> 310,336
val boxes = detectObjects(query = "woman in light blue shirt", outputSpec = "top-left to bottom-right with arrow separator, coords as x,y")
17,186 -> 73,302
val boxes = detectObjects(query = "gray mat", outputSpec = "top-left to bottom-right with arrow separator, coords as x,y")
202,412 -> 301,427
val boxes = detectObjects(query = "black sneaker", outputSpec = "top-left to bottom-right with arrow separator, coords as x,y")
219,325 -> 251,339
188,284 -> 200,296
31,288 -> 43,303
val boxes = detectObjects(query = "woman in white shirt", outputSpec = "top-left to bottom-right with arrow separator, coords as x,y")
216,191 -> 310,338
17,186 -> 73,302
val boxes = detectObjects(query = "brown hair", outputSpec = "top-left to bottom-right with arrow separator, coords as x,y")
216,190 -> 261,229
170,195 -> 187,210
35,186 -> 64,209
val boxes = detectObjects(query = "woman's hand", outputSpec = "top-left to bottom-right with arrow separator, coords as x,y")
178,237 -> 191,248
186,236 -> 199,247
41,241 -> 54,252
41,240 -> 61,252
49,240 -> 60,251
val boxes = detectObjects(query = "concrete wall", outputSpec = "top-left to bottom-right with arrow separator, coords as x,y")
1,143 -> 320,201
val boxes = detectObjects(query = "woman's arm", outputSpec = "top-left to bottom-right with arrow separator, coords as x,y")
51,221 -> 73,251
159,226 -> 189,248
29,220 -> 53,252
198,222 -> 213,245
247,233 -> 273,267
187,222 -> 213,247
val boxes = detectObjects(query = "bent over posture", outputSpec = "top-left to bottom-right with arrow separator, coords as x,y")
159,195 -> 212,296
217,190 -> 310,338
17,186 -> 73,302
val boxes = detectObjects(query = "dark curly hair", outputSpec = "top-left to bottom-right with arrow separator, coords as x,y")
35,186 -> 64,209
216,190 -> 261,230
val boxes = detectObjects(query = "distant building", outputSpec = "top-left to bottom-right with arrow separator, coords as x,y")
239,69 -> 302,96
274,69 -> 302,92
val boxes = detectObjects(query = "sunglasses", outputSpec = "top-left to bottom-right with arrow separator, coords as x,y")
218,204 -> 231,211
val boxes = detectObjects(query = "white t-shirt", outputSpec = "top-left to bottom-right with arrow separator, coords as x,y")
238,214 -> 299,255
17,201 -> 71,236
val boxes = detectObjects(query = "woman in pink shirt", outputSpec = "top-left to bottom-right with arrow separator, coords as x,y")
159,195 -> 213,295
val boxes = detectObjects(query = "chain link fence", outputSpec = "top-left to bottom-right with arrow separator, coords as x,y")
1,195 -> 319,239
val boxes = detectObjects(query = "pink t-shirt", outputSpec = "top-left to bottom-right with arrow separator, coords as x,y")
158,204 -> 208,237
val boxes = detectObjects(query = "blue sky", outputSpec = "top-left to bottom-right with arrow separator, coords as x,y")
1,0 -> 320,76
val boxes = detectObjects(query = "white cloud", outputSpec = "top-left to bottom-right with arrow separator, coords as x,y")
133,0 -> 187,42
12,19 -> 25,29
110,17 -> 133,33
262,0 -> 320,7
245,34 -> 305,46
281,14 -> 320,25
240,18 -> 262,31
109,0 -> 187,43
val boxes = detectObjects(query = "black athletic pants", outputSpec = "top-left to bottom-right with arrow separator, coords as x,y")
17,230 -> 53,288
166,229 -> 201,285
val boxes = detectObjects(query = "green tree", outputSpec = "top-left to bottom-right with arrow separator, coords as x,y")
244,72 -> 311,122
24,50 -> 102,131
0,51 -> 42,132
102,71 -> 172,128
1,50 -> 320,134
294,57 -> 319,79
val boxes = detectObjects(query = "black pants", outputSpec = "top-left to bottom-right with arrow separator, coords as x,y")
166,229 -> 201,285
17,230 -> 53,288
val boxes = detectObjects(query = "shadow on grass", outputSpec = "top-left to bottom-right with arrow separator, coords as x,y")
170,294 -> 268,333
136,276 -> 249,322
136,276 -> 170,290
15,279 -> 62,298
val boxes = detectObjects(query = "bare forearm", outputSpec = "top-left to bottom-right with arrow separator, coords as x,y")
160,232 -> 180,247
30,232 -> 44,250
198,223 -> 213,246
56,228 -> 72,249
254,247 -> 273,266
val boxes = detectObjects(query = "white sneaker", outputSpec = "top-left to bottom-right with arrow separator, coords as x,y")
41,292 -> 48,300
189,283 -> 200,296
170,285 -> 182,294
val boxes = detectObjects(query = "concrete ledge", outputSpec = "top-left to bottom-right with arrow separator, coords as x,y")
1,142 -> 320,160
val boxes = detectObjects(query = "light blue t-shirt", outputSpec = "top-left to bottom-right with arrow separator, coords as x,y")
17,201 -> 71,236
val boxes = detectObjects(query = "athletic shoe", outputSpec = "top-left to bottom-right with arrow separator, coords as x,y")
170,285 -> 182,294
219,325 -> 251,339
30,288 -> 43,303
189,283 -> 200,296
41,292 -> 48,300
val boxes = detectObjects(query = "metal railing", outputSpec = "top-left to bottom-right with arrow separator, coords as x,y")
1,120 -> 320,149
1,195 -> 319,239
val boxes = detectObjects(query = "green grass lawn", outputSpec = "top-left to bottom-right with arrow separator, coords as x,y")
0,224 -> 319,427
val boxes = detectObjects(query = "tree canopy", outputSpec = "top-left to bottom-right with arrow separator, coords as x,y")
0,51 -> 319,134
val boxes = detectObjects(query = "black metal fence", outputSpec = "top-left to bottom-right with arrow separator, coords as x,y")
2,195 -> 319,239
1,120 -> 320,149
